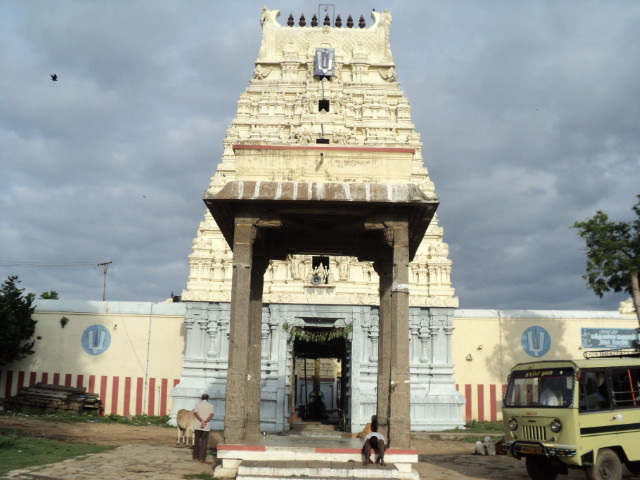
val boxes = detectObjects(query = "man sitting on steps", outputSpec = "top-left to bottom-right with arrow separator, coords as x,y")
361,421 -> 386,467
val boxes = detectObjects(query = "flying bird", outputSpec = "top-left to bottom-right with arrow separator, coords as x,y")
50,74 -> 57,81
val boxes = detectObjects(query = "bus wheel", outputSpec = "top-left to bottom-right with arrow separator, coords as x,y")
586,448 -> 622,480
625,461 -> 640,475
525,456 -> 558,480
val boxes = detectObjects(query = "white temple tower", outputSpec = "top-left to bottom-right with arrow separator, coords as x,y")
171,7 -> 465,432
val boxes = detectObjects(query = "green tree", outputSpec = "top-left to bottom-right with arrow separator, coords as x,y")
572,195 -> 640,325
39,291 -> 59,299
0,276 -> 38,366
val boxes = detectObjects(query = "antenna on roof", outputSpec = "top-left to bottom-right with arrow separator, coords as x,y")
97,261 -> 112,301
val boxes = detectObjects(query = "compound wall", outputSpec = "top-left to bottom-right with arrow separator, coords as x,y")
1,300 -> 636,425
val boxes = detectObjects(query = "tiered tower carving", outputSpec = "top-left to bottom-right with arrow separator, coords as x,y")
182,8 -> 458,310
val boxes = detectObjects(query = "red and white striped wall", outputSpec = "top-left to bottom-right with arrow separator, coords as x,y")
456,383 -> 507,422
1,370 -> 506,424
0,370 -> 179,417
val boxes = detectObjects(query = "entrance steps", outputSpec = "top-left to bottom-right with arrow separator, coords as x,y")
289,420 -> 342,436
215,443 -> 419,479
215,420 -> 418,479
236,460 -> 404,480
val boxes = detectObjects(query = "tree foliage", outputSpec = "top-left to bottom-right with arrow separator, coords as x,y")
39,291 -> 59,299
572,195 -> 640,323
0,276 -> 38,366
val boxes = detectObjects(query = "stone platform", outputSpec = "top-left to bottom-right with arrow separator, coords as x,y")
214,435 -> 419,479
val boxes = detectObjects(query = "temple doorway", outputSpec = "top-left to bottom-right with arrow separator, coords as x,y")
291,324 -> 350,429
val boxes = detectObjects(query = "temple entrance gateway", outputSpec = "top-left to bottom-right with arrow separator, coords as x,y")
290,324 -> 349,424
207,181 -> 434,447
170,6 -> 465,449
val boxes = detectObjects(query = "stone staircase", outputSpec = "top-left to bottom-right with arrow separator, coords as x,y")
288,419 -> 344,436
236,459 -> 403,480
215,422 -> 419,480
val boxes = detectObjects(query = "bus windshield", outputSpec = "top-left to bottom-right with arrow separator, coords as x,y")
504,368 -> 574,407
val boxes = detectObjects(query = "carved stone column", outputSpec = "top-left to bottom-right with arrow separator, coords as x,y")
267,320 -> 278,361
198,315 -> 209,357
184,312 -> 197,360
419,326 -> 431,364
368,324 -> 379,363
224,211 -> 259,445
206,316 -> 219,359
373,258 -> 392,441
387,217 -> 411,449
409,314 -> 420,364
246,253 -> 269,440
261,323 -> 270,360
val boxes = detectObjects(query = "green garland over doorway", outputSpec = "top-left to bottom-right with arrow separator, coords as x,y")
281,322 -> 353,343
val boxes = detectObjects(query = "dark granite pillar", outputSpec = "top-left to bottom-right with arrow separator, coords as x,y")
387,218 -> 411,449
245,252 -> 268,440
373,258 -> 392,440
224,212 -> 259,445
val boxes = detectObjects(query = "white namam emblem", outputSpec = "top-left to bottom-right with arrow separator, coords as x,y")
521,326 -> 551,357
81,324 -> 111,355
314,48 -> 335,77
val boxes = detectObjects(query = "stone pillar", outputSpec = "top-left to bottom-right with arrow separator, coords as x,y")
373,258 -> 392,441
387,218 -> 411,449
246,252 -> 268,441
224,211 -> 259,445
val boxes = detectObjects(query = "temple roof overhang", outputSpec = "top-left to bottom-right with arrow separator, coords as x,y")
204,180 -> 439,262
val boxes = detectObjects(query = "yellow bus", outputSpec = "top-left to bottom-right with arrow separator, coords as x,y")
502,349 -> 640,480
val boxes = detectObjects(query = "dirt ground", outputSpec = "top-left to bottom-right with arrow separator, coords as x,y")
0,416 -> 465,453
0,416 -> 192,447
3,417 -> 639,480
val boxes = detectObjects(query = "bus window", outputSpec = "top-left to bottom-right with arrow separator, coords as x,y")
610,368 -> 640,408
578,371 -> 610,412
504,368 -> 574,407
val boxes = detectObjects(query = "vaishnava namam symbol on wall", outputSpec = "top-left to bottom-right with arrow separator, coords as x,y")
81,325 -> 111,355
314,48 -> 335,77
521,326 -> 551,357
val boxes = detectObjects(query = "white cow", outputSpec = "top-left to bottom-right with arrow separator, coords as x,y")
176,409 -> 196,445
473,435 -> 497,456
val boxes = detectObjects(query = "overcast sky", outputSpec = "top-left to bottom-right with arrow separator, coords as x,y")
1,1 -> 638,311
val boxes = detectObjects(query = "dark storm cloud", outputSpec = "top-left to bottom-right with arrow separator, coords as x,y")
393,1 -> 640,309
0,1 -> 638,311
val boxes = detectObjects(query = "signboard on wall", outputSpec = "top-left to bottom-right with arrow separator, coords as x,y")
581,328 -> 638,349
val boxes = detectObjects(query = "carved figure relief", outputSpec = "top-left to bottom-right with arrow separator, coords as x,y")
260,7 -> 280,28
379,67 -> 397,82
253,65 -> 272,80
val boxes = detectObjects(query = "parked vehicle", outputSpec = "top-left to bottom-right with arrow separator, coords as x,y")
502,348 -> 640,480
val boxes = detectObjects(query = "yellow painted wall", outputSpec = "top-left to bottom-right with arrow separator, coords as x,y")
452,309 -> 638,421
0,300 -> 185,416
2,300 -> 636,423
